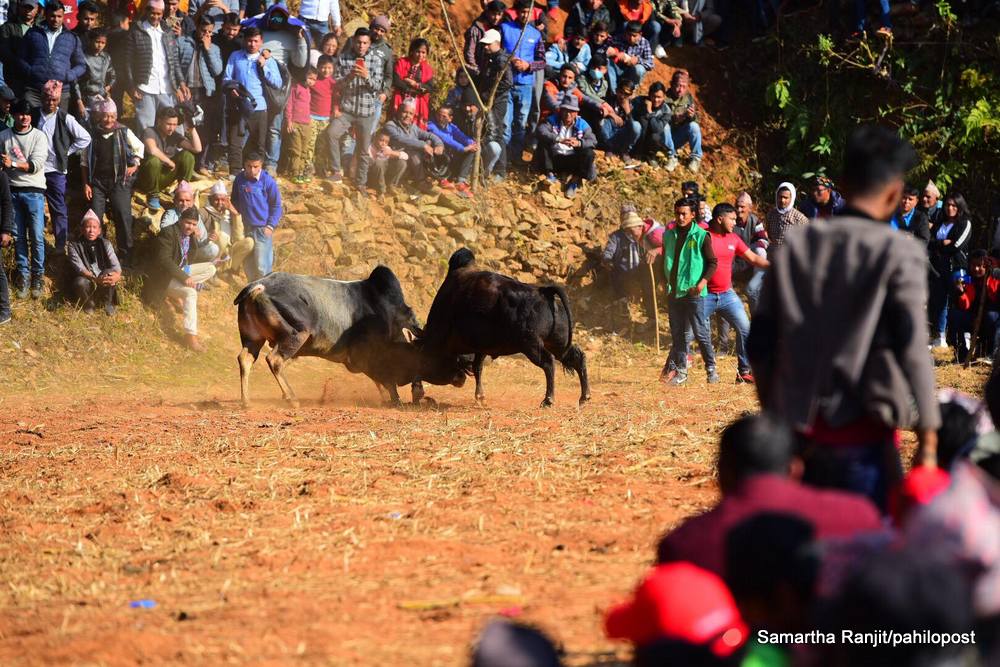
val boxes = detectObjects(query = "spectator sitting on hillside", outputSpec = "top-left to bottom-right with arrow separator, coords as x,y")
232,151 -> 282,281
567,28 -> 592,71
463,0 -> 505,78
676,0 -> 722,46
633,81 -> 675,168
203,180 -> 254,284
67,209 -> 121,315
533,96 -> 597,199
19,2 -> 87,110
82,97 -> 142,265
0,169 -> 12,325
798,175 -> 846,219
391,38 -> 434,129
541,64 -> 596,121
427,105 -> 477,197
565,0 -> 615,39
613,0 -> 658,53
949,250 -> 1000,363
586,22 -> 618,89
765,182 -> 808,249
544,33 -> 570,79
1,98 -> 50,301
443,68 -> 472,110
576,55 -> 612,124
136,106 -> 201,211
611,21 -> 653,87
455,87 -> 504,182
143,205 -> 216,352
652,0 -> 682,54
384,101 -> 444,194
657,414 -> 882,574
749,126 -> 940,511
33,80 -> 91,256
75,28 -> 116,120
595,74 -> 641,160
890,184 -> 931,243
160,180 -> 219,260
665,69 -> 702,172
368,128 -> 408,197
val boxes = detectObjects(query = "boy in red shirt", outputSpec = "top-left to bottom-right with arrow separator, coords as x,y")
309,55 -> 338,177
705,202 -> 769,383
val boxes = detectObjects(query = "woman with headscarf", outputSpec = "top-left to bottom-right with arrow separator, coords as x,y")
928,192 -> 974,348
391,38 -> 434,129
765,182 -> 808,249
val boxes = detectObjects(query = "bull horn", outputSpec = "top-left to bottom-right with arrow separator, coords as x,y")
402,328 -> 417,343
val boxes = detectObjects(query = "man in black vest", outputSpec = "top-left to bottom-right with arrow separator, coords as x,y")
33,80 -> 91,254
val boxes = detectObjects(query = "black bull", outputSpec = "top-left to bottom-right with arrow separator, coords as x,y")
418,248 -> 591,407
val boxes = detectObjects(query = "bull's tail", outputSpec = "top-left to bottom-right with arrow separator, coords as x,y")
541,285 -> 575,372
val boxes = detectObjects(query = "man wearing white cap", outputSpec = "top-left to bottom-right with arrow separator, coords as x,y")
66,209 -> 121,315
203,179 -> 254,282
81,96 -> 144,265
533,95 -> 596,198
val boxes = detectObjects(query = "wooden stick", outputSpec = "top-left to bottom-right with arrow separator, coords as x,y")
648,262 -> 660,353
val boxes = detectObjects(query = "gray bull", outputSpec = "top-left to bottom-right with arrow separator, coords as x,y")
234,268 -> 466,406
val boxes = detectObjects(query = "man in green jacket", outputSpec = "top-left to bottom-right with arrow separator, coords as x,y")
661,196 -> 718,385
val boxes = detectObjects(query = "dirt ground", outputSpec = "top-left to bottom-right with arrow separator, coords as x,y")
0,340 -> 768,666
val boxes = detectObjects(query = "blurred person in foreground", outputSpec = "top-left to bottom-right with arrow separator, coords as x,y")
748,125 -> 940,512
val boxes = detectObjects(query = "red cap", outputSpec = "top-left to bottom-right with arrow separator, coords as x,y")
604,562 -> 748,657
891,464 -> 951,526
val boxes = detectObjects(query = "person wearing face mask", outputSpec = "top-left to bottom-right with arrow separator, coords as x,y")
765,182 -> 808,249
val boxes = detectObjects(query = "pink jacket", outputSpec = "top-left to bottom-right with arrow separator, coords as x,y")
284,82 -> 312,126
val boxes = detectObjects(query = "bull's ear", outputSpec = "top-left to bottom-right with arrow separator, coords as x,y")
402,328 -> 417,343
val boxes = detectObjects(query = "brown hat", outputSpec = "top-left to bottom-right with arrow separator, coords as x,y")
621,211 -> 644,230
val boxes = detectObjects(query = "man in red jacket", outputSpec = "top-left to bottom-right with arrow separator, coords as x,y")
656,414 -> 883,575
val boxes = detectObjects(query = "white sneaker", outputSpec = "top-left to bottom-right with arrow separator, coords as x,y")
654,45 -> 667,59
932,335 -> 947,349
664,156 -> 680,172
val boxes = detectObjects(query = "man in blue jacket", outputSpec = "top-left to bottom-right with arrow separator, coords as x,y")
500,0 -> 545,164
18,2 -> 87,111
232,151 -> 282,281
222,27 -> 282,177
427,105 -> 478,196
533,96 -> 596,198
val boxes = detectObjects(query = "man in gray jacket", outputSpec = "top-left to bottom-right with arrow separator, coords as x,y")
384,101 -> 443,193
748,125 -> 940,512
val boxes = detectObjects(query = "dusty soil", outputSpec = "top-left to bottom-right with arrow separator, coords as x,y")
0,343 -> 764,666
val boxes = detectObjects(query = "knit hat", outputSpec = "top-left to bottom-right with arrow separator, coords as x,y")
209,180 -> 229,197
621,211 -> 644,230
90,95 -> 117,114
370,14 -> 390,30
604,562 -> 748,657
926,179 -> 942,199
472,620 -> 561,667
735,191 -> 752,206
174,180 -> 194,196
42,80 -> 62,99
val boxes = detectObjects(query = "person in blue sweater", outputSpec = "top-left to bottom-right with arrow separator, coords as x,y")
222,27 -> 282,177
500,0 -> 545,163
427,105 -> 478,196
232,151 -> 282,281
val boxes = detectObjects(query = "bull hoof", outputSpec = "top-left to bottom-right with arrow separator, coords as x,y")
475,393 -> 486,404
579,394 -> 591,405
539,397 -> 554,408
288,399 -> 301,409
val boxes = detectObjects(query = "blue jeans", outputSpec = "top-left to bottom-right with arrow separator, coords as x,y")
644,19 -> 662,48
666,293 -> 715,375
855,0 -> 892,31
482,141 -> 502,177
246,227 -> 274,281
745,268 -> 764,312
300,17 -> 328,45
505,82 -> 535,157
612,62 -> 649,87
266,112 -> 282,170
12,191 -> 46,284
700,289 -> 751,373
669,121 -> 702,159
600,117 -> 641,155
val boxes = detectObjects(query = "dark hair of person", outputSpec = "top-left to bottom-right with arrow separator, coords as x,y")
648,81 -> 667,96
712,202 -> 736,220
717,414 -> 793,492
111,10 -> 129,26
244,151 -> 265,163
724,513 -> 819,604
180,206 -> 200,221
514,0 -> 534,10
674,197 -> 694,212
78,1 -> 99,16
320,32 -> 338,48
243,26 -> 262,40
935,400 -> 980,471
156,106 -> 180,122
671,69 -> 689,85
559,63 -> 576,76
840,125 -> 918,197
353,26 -> 371,39
903,184 -> 919,198
943,192 -> 971,220
222,12 -> 241,26
408,37 -> 430,56
316,54 -> 334,69
302,66 -> 318,81
45,1 -> 64,13
196,15 -> 215,29
625,20 -> 642,33
590,20 -> 608,34
88,27 -> 109,42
